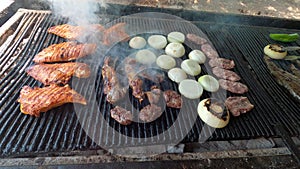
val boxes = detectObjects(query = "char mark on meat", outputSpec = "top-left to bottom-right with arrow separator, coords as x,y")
110,106 -> 133,125
139,104 -> 163,123
145,86 -> 162,105
219,79 -> 248,94
225,96 -> 254,116
163,90 -> 182,109
212,67 -> 241,82
209,58 -> 235,70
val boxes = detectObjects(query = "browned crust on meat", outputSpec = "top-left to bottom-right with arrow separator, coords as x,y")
209,58 -> 235,70
103,23 -> 130,46
212,67 -> 241,82
139,104 -> 163,123
163,90 -> 182,109
225,96 -> 254,116
110,106 -> 132,125
219,79 -> 248,94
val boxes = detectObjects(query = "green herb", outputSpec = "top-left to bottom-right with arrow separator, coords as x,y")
269,33 -> 299,42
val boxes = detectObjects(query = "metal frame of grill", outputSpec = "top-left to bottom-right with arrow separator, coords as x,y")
0,2 -> 300,167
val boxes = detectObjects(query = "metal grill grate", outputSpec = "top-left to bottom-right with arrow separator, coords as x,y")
0,8 -> 299,157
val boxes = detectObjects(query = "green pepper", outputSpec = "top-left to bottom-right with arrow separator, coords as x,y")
269,33 -> 299,42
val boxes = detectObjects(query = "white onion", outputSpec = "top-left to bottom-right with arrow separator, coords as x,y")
148,35 -> 168,49
165,42 -> 185,58
168,68 -> 187,83
156,54 -> 176,70
188,50 -> 206,64
167,31 -> 185,43
179,79 -> 203,99
181,59 -> 201,76
198,75 -> 219,92
263,44 -> 287,59
135,49 -> 157,64
129,36 -> 146,49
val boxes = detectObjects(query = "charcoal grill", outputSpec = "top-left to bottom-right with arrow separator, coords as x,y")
0,1 -> 300,168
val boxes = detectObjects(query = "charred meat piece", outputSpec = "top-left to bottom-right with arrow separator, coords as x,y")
187,33 -> 207,45
102,58 -> 126,104
145,86 -> 162,105
110,106 -> 133,125
201,44 -> 219,59
138,69 -> 165,83
225,96 -> 254,116
139,104 -> 163,123
264,56 -> 300,101
163,90 -> 182,109
124,57 -> 144,102
212,67 -> 241,82
219,79 -> 248,94
209,58 -> 235,70
47,24 -> 105,40
33,42 -> 97,63
290,64 -> 300,78
26,62 -> 91,85
18,84 -> 86,117
103,23 -> 130,46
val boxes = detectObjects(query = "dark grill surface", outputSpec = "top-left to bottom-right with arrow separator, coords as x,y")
0,8 -> 299,157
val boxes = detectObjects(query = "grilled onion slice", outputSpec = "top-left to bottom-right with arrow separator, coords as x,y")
198,98 -> 230,128
264,44 -> 287,59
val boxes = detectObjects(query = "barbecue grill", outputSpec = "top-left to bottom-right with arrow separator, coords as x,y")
0,0 -> 300,168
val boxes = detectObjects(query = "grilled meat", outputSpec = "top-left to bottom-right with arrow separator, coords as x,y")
26,62 -> 91,85
110,106 -> 133,125
290,64 -> 300,78
139,104 -> 163,123
201,44 -> 219,59
209,58 -> 235,69
33,41 -> 97,63
102,58 -> 126,104
187,33 -> 207,45
124,57 -> 144,102
225,96 -> 254,116
18,84 -> 86,117
145,86 -> 162,105
264,56 -> 300,101
163,90 -> 182,109
138,69 -> 165,83
47,24 -> 105,41
212,67 -> 241,82
219,79 -> 249,94
103,23 -> 130,46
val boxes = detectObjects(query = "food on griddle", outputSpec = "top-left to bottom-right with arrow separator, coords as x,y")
26,62 -> 91,85
219,79 -> 249,94
18,84 -> 86,117
139,104 -> 163,122
102,58 -> 126,104
208,57 -> 235,70
165,42 -> 185,58
263,44 -> 287,59
138,69 -> 165,83
163,90 -> 182,109
264,56 -> 300,101
285,55 -> 300,61
33,41 -> 97,63
269,33 -> 299,43
110,106 -> 133,125
197,98 -> 230,128
135,49 -> 157,65
212,67 -> 241,82
225,96 -> 254,116
198,75 -> 219,92
188,50 -> 206,64
147,35 -> 168,49
156,54 -> 176,70
186,33 -> 207,45
201,44 -> 219,59
179,79 -> 203,99
145,86 -> 162,105
290,64 -> 300,78
103,22 -> 130,46
124,57 -> 145,102
47,24 -> 105,40
129,36 -> 147,49
167,31 -> 185,43
168,68 -> 187,83
181,59 -> 201,76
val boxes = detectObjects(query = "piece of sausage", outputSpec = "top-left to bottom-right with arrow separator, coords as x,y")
212,67 -> 241,82
209,58 -> 235,70
219,79 -> 248,94
201,44 -> 219,59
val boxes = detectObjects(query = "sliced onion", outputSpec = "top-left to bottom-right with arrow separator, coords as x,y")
165,42 -> 185,58
148,35 -> 168,49
264,44 -> 287,59
167,31 -> 185,43
129,36 -> 146,49
188,50 -> 206,64
181,59 -> 201,76
198,75 -> 219,92
156,54 -> 176,70
136,49 -> 157,64
179,79 -> 203,99
168,68 -> 187,83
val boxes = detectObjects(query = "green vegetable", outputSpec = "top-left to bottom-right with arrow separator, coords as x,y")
269,33 -> 299,42
284,55 -> 300,61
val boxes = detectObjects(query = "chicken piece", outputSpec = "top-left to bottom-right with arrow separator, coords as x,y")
47,24 -> 105,40
18,84 -> 87,117
102,58 -> 126,103
26,62 -> 91,85
103,23 -> 130,46
145,86 -> 162,105
33,42 -> 97,63
123,57 -> 144,102
110,106 -> 133,125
